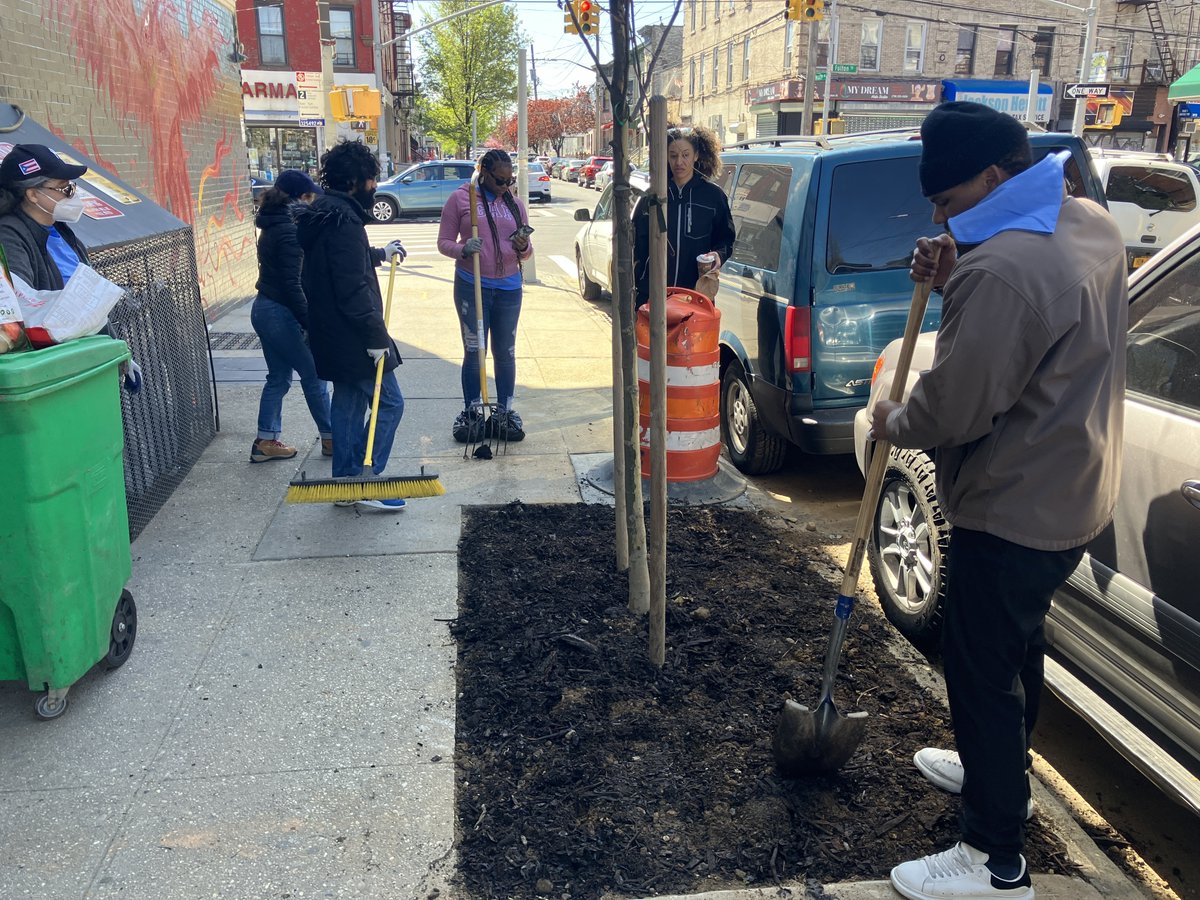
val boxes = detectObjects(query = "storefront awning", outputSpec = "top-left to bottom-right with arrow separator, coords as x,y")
1168,64 -> 1200,104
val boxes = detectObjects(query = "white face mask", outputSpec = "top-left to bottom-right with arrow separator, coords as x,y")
49,195 -> 85,224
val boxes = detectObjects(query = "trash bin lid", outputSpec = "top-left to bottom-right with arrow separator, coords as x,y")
0,335 -> 129,396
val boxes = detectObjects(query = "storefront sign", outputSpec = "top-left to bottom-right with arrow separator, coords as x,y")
746,79 -> 803,106
242,70 -> 300,121
295,71 -> 325,125
942,79 -> 1052,123
817,80 -> 939,102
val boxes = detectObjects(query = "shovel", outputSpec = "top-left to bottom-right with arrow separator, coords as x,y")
773,272 -> 937,777
464,174 -> 504,460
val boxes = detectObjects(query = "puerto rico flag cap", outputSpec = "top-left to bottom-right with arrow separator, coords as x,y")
0,144 -> 88,185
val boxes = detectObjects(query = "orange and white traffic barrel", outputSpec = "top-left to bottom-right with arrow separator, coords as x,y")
636,287 -> 722,482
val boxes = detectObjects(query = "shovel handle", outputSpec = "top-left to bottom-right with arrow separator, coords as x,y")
838,275 -> 935,601
467,176 -> 489,406
364,256 -> 399,468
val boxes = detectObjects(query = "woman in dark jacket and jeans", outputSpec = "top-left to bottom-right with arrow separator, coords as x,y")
249,169 -> 331,463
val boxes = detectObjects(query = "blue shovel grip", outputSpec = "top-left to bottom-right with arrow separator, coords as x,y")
835,594 -> 856,621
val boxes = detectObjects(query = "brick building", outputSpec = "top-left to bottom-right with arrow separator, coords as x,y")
0,0 -> 258,318
681,0 -> 1197,151
235,0 -> 416,175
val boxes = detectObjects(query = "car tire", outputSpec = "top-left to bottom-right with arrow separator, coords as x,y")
372,197 -> 397,223
577,247 -> 600,301
868,447 -> 948,647
720,363 -> 787,475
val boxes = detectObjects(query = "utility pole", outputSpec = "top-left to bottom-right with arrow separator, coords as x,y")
530,44 -> 538,101
823,4 -> 840,131
371,0 -> 387,169
1070,0 -> 1099,137
800,20 -> 819,135
320,1 -> 337,151
518,48 -> 537,281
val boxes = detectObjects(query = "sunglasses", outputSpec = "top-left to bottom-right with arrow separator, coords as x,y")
40,182 -> 78,198
490,176 -> 516,187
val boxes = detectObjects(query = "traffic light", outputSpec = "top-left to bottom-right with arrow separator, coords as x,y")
785,0 -> 802,20
801,0 -> 822,21
563,8 -> 578,33
578,0 -> 600,35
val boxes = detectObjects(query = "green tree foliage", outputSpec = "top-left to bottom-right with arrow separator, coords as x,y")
417,2 -> 526,152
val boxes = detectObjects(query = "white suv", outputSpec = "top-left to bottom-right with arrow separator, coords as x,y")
1089,149 -> 1200,270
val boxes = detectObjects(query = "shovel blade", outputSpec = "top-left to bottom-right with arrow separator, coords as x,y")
772,697 -> 869,777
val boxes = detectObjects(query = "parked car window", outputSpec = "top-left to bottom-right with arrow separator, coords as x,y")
446,164 -> 474,181
826,157 -> 932,274
1127,249 -> 1200,411
593,184 -> 614,221
728,164 -> 789,271
715,165 -> 735,197
1106,165 -> 1198,213
402,164 -> 439,181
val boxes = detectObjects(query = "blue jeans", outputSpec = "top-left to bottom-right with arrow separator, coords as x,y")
329,370 -> 405,477
453,277 -> 522,409
250,295 -> 332,441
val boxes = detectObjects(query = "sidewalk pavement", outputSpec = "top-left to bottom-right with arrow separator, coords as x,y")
0,264 -> 1142,899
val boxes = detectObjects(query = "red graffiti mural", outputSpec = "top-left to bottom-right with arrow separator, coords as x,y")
46,0 -> 222,224
195,133 -> 254,291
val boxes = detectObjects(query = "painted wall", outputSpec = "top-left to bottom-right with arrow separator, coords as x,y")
0,0 -> 258,320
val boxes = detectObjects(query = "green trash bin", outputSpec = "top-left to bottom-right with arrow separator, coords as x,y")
0,335 -> 137,719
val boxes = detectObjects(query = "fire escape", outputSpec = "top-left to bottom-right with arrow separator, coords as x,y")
379,0 -> 417,161
1122,0 -> 1179,84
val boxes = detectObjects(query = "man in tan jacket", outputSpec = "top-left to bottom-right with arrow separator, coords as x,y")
873,102 -> 1127,900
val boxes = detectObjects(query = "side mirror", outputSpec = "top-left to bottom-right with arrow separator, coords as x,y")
574,208 -> 592,222
401,175 -> 414,183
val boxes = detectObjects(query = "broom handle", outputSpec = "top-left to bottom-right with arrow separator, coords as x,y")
468,178 -> 489,406
839,274 -> 935,600
364,255 -> 399,468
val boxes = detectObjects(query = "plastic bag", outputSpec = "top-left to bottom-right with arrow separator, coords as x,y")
0,259 -> 29,355
12,265 -> 124,348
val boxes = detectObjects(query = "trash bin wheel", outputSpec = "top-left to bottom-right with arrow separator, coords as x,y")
105,589 -> 137,669
35,692 -> 69,720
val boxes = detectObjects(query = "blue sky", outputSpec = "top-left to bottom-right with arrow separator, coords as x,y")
410,1 -> 684,98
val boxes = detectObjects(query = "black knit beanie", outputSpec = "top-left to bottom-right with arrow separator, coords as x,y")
919,102 -> 1031,196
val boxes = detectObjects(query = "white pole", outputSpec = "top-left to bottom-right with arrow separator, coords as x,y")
1071,0 -> 1099,137
823,3 -> 838,129
371,0 -> 386,168
517,48 -> 537,282
1026,69 -> 1040,123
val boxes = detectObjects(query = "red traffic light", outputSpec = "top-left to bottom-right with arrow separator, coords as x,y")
579,0 -> 592,9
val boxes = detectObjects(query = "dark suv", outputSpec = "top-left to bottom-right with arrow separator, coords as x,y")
711,130 -> 1105,473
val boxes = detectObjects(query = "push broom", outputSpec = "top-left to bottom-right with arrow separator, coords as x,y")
463,173 -> 505,460
286,256 -> 445,504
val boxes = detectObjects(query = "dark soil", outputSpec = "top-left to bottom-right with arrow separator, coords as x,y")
452,504 -> 1078,899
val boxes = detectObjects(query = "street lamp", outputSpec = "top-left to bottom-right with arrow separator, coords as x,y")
1035,0 -> 1099,136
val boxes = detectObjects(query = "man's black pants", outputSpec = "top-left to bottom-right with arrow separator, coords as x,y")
942,527 -> 1085,866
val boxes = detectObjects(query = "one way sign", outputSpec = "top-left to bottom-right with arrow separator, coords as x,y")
1064,82 -> 1110,99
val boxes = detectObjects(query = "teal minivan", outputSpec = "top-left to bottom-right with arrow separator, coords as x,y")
713,129 -> 1105,473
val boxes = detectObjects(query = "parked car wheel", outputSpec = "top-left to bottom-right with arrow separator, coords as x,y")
868,447 -> 948,646
372,197 -> 398,222
720,364 -> 787,475
577,248 -> 600,301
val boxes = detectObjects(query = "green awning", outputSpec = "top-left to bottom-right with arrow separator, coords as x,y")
1169,64 -> 1200,103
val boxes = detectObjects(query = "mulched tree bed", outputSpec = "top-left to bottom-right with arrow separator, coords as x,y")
452,503 -> 1077,899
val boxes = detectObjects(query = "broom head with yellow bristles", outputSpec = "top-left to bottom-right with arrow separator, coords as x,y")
286,467 -> 445,504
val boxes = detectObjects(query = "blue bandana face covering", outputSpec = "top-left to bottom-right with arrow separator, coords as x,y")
948,151 -> 1069,245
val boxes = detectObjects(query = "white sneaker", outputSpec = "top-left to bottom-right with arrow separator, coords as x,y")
914,748 -> 1034,820
333,500 -> 356,508
353,498 -> 406,512
891,841 -> 1033,900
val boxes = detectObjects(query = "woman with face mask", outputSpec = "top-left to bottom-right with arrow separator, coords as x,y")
0,144 -> 91,292
0,144 -> 143,390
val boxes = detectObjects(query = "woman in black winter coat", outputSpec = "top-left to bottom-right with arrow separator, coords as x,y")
249,170 -> 332,463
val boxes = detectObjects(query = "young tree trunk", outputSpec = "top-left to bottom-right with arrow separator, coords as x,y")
646,95 -> 668,667
608,0 -> 649,614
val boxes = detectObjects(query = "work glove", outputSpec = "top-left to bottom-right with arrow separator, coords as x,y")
122,359 -> 143,394
462,236 -> 483,258
383,239 -> 407,262
367,347 -> 388,364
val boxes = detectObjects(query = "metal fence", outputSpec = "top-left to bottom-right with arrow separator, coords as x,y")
93,227 -> 216,539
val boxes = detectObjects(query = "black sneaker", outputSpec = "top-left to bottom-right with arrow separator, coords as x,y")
452,408 -> 485,443
486,409 -> 526,442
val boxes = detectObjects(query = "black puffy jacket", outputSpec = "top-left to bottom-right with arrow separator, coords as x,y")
255,201 -> 309,328
294,190 -> 400,384
633,173 -> 736,306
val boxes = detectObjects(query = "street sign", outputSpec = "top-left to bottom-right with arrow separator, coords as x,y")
295,71 -> 325,123
832,63 -> 857,73
1064,82 -> 1110,100
815,71 -> 826,82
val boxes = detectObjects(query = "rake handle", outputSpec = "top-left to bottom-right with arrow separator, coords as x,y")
364,255 -> 399,468
467,178 -> 489,408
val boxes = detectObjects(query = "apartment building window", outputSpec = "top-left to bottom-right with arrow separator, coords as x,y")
256,2 -> 287,66
994,26 -> 1017,77
691,0 -> 697,31
711,48 -> 718,89
816,20 -> 831,68
699,53 -> 706,93
785,20 -> 795,72
701,0 -> 707,28
330,7 -> 355,67
714,0 -> 720,22
1031,26 -> 1054,74
727,41 -> 734,86
860,20 -> 881,72
903,23 -> 926,73
956,26 -> 977,75
690,57 -> 697,94
728,0 -> 736,12
743,36 -> 751,81
1110,31 -> 1133,81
